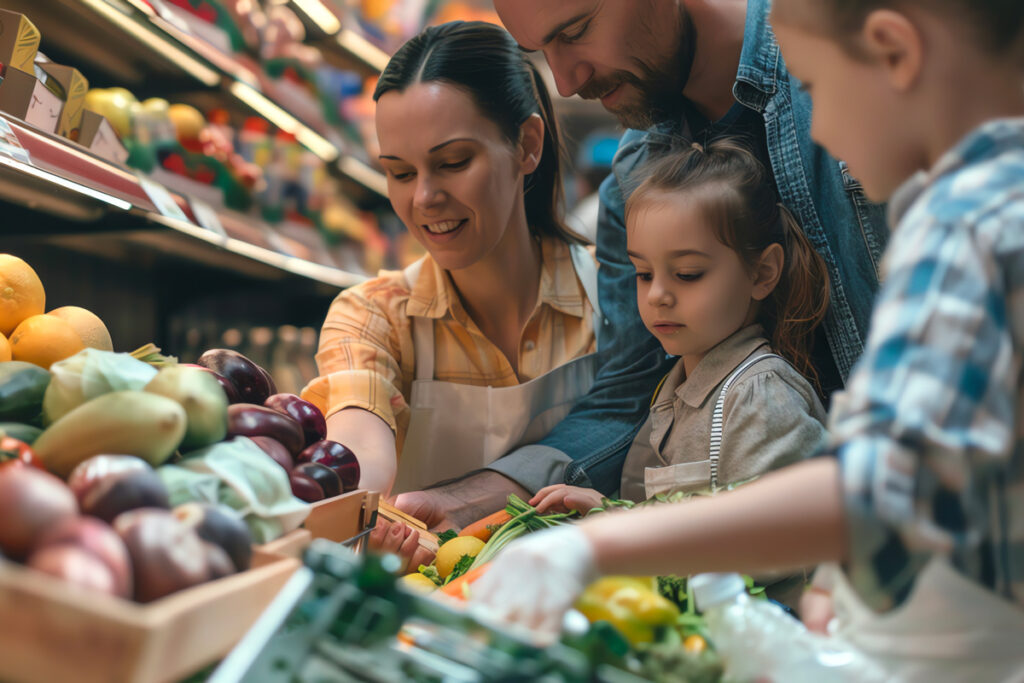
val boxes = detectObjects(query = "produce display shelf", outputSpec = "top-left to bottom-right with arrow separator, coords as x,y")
0,112 -> 366,295
2,0 -> 389,199
283,0 -> 390,75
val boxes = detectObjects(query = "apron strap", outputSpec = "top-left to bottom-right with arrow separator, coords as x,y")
403,259 -> 436,382
708,352 -> 784,491
568,243 -> 602,344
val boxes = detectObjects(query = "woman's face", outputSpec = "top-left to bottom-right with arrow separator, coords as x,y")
376,82 -> 534,272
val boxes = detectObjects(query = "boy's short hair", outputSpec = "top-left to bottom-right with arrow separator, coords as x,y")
779,0 -> 1024,57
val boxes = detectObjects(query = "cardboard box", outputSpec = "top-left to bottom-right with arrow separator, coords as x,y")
39,62 -> 88,140
0,10 -> 40,74
78,109 -> 129,164
0,66 -> 62,133
0,550 -> 301,683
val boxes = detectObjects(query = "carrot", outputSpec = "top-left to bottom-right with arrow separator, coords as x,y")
458,509 -> 513,542
440,563 -> 491,600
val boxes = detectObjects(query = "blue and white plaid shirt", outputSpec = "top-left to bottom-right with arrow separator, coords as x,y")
829,118 -> 1024,612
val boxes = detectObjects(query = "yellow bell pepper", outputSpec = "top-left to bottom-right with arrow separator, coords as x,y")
574,576 -> 680,646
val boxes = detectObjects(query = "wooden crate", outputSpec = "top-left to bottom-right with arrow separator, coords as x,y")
0,550 -> 300,683
256,488 -> 380,559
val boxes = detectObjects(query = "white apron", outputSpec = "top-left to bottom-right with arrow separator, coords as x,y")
390,244 -> 601,495
643,353 -> 783,499
821,558 -> 1024,681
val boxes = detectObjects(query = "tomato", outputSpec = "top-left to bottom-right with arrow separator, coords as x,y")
0,437 -> 45,471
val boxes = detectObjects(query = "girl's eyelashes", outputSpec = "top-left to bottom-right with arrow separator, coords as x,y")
635,272 -> 653,282
676,272 -> 703,282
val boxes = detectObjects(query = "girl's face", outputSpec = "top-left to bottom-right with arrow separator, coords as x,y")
627,193 -> 768,369
375,82 -> 539,272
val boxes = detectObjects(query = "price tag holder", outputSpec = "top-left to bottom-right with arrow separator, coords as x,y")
188,197 -> 227,237
0,117 -> 32,165
137,173 -> 190,222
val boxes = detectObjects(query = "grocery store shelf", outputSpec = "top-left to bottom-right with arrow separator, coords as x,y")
282,0 -> 390,76
0,112 -> 366,295
5,0 -> 388,199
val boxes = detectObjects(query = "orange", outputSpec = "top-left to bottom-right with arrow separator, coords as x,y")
9,314 -> 85,369
434,536 -> 484,579
48,306 -> 113,351
0,254 -> 45,336
0,332 -> 10,362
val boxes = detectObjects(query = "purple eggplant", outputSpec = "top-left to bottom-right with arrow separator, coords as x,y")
227,404 -> 305,455
196,349 -> 273,405
264,394 -> 327,447
248,436 -> 293,473
289,471 -> 323,502
297,440 -> 360,492
293,462 -> 341,498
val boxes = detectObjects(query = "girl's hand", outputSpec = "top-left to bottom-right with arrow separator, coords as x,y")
368,518 -> 436,574
531,485 -> 604,514
799,585 -> 835,635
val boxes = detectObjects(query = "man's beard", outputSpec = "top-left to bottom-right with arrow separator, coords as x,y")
578,7 -> 696,130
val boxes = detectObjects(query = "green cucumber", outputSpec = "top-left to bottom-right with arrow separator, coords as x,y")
0,361 -> 51,422
0,422 -> 43,444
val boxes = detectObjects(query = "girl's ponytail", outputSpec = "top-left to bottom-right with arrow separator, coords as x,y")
767,205 -> 830,390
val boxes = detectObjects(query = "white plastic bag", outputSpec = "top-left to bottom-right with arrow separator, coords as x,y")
43,348 -> 158,424
159,437 -> 309,543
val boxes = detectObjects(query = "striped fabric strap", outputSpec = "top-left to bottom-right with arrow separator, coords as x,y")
708,353 -> 784,491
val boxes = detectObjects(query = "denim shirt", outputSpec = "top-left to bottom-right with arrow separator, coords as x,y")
488,0 -> 888,494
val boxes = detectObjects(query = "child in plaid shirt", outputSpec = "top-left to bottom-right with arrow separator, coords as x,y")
472,1 -> 1024,677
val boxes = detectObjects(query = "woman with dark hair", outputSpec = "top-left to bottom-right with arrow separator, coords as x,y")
301,21 -> 600,567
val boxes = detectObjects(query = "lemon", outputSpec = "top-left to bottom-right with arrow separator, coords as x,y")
399,572 -> 439,594
0,254 -> 45,336
434,536 -> 484,579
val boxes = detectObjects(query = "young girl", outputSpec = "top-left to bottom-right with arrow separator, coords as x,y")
533,139 -> 830,514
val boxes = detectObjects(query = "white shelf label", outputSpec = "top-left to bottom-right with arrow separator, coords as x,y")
0,117 -> 31,165
138,173 -> 190,221
188,197 -> 227,237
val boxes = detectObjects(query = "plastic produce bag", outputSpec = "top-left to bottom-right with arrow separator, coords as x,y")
42,348 -> 158,425
158,437 -> 309,543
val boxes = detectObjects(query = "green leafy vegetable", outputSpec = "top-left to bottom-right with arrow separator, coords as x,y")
437,529 -> 458,546
443,554 -> 475,585
417,564 -> 442,586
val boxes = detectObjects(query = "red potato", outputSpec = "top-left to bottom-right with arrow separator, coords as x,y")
293,462 -> 341,498
28,545 -> 121,596
73,461 -> 170,524
33,516 -> 133,599
289,470 -> 323,502
249,436 -> 293,473
197,350 -> 273,405
264,393 -> 326,447
227,404 -> 305,455
297,440 -> 360,492
174,502 -> 252,572
0,467 -> 78,559
113,508 -> 210,603
68,455 -> 150,502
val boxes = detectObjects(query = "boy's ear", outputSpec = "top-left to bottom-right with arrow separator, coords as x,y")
752,243 -> 784,301
860,9 -> 923,91
518,114 -> 545,175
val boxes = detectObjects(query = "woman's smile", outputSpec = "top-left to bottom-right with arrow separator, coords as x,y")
421,218 -> 468,242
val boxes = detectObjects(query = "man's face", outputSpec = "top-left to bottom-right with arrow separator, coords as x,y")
495,0 -> 692,129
